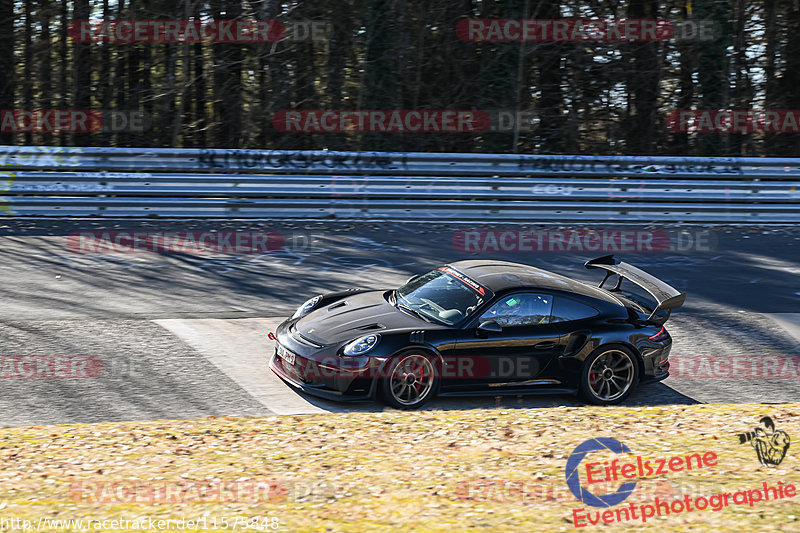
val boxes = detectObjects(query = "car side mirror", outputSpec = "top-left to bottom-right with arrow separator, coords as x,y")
477,320 -> 502,335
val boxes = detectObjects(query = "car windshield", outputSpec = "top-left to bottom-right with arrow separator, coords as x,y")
395,269 -> 488,325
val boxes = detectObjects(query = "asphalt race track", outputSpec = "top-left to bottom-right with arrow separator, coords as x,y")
1,220 -> 799,427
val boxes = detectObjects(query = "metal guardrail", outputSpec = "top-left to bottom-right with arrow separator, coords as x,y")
1,146 -> 799,221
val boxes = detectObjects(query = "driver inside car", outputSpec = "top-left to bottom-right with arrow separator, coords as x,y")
485,296 -> 523,325
486,295 -> 550,326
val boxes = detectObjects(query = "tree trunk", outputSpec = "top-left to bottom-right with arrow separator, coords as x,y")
23,1 -> 33,145
211,0 -> 243,148
192,0 -> 207,148
731,0 -> 753,155
171,0 -> 191,147
290,1 -> 317,150
776,3 -> 800,156
0,0 -> 14,145
39,0 -> 54,145
139,36 -> 153,147
59,0 -> 68,145
763,0 -> 779,155
264,0 -> 290,149
362,0 -> 403,151
671,2 -> 695,155
477,0 -> 523,153
114,0 -> 128,146
625,0 -> 660,155
73,0 -> 92,146
693,1 -> 731,156
100,0 -> 112,146
534,0 -> 563,153
324,0 -> 354,151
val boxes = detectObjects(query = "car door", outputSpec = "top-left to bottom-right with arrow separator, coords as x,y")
444,292 -> 566,390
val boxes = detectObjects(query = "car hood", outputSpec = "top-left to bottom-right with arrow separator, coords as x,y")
294,290 -> 434,346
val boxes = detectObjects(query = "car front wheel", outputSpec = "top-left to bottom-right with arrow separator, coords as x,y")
579,345 -> 639,405
379,352 -> 439,410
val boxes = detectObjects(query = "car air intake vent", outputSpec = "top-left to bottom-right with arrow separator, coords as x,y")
328,301 -> 347,310
289,324 -> 324,348
357,323 -> 383,331
409,330 -> 425,344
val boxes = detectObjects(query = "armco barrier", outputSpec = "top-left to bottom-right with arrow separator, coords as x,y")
1,146 -> 798,221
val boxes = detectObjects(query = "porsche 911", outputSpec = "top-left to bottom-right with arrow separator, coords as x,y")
269,255 -> 685,409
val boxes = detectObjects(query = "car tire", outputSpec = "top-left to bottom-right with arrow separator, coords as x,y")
378,351 -> 440,410
579,345 -> 639,405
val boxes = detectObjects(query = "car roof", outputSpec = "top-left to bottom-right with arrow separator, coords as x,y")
446,259 -> 622,305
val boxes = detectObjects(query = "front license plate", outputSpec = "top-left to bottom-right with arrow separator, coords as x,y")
277,345 -> 295,365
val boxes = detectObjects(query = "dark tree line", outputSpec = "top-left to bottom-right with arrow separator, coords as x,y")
0,0 -> 798,156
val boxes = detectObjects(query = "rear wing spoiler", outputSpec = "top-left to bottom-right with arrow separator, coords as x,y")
584,255 -> 686,324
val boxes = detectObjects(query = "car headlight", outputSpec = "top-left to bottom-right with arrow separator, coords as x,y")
292,295 -> 322,319
342,334 -> 380,356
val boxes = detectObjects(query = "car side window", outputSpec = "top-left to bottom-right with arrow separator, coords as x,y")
479,293 -> 553,327
550,297 -> 599,323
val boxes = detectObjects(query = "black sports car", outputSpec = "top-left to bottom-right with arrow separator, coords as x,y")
269,255 -> 685,409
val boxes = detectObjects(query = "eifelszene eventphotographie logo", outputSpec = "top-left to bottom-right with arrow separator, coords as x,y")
565,437 -> 718,509
565,438 -> 638,508
737,416 -> 791,467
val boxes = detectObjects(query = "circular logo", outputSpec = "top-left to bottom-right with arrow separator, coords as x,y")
565,437 -> 638,508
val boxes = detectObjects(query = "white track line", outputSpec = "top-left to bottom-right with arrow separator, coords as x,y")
154,317 -> 338,415
767,313 -> 800,347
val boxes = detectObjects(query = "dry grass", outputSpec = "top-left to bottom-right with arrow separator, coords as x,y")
1,403 -> 798,532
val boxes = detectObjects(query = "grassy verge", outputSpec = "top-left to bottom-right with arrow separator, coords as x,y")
1,403 -> 798,532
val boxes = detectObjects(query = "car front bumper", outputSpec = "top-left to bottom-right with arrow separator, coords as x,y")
269,319 -> 387,401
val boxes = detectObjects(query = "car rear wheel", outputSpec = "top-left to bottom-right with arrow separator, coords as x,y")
379,352 -> 439,409
579,345 -> 638,405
